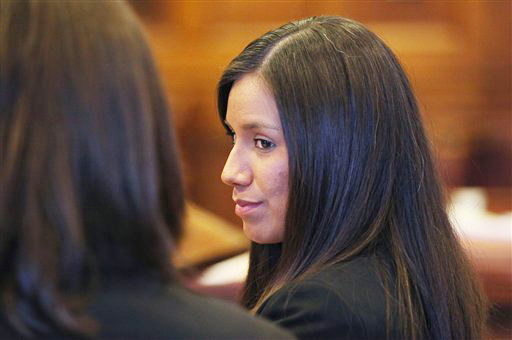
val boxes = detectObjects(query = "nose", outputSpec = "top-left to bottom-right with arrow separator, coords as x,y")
221,146 -> 252,187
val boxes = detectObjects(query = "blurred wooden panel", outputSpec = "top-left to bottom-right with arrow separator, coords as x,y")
306,1 -> 455,22
174,202 -> 248,269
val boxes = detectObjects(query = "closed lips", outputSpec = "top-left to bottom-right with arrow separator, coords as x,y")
234,199 -> 262,216
236,199 -> 260,207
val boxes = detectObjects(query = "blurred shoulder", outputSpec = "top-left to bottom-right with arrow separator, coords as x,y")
89,279 -> 294,339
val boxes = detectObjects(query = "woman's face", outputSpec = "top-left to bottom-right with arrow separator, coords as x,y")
221,73 -> 289,244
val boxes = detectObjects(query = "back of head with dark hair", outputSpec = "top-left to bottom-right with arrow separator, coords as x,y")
218,16 -> 486,339
0,1 -> 183,337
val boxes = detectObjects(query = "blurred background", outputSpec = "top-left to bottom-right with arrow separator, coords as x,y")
129,0 -> 510,336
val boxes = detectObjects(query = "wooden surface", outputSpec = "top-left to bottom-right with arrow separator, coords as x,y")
174,202 -> 249,269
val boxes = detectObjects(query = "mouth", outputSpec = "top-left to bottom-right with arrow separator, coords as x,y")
234,199 -> 263,217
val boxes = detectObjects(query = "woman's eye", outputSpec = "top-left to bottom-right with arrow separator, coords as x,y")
255,138 -> 275,150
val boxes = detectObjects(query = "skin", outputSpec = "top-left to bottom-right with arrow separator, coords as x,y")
221,73 -> 289,244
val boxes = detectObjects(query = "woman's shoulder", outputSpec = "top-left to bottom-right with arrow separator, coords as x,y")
88,280 -> 294,339
258,255 -> 395,339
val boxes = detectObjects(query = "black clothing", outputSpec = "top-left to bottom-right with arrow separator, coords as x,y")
90,280 -> 294,339
258,255 -> 397,340
0,279 -> 294,339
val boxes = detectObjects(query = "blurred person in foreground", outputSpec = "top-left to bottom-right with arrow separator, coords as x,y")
218,16 -> 488,339
0,1 -> 293,339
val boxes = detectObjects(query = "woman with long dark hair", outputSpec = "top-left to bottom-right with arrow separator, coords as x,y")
219,16 -> 487,339
0,1 -> 293,338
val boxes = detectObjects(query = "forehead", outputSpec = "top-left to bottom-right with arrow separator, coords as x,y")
225,73 -> 281,128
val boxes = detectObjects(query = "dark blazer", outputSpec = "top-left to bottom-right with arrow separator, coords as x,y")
257,255 -> 398,340
0,279 -> 294,339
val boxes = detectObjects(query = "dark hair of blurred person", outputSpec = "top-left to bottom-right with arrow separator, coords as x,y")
0,1 -> 294,339
218,16 -> 487,340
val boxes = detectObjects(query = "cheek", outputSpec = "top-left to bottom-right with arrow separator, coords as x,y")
273,169 -> 288,199
270,169 -> 288,240
253,153 -> 289,213
265,165 -> 289,210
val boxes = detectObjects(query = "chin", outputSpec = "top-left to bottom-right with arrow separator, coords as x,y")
243,221 -> 283,244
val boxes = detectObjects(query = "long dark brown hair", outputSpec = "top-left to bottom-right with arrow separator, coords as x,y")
0,1 -> 183,337
218,16 -> 487,339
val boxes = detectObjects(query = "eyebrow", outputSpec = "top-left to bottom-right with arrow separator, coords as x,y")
223,120 -> 280,131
